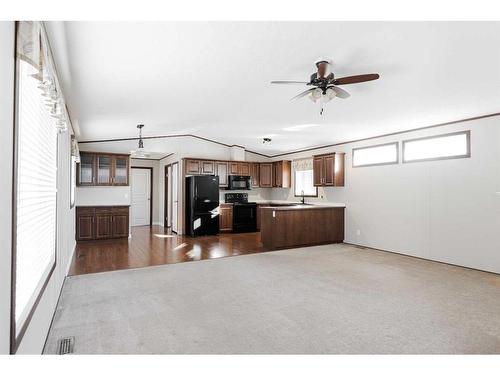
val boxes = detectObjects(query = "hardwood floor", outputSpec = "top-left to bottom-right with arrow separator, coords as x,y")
69,225 -> 267,275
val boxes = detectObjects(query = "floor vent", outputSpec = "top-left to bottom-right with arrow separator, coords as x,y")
57,337 -> 74,355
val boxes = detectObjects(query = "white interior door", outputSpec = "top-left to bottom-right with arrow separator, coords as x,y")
171,163 -> 178,233
131,168 -> 151,226
167,165 -> 172,227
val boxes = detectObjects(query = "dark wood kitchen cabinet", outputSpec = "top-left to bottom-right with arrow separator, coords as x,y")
219,203 -> 233,232
185,159 -> 201,174
215,162 -> 229,187
313,153 -> 345,187
76,206 -> 129,241
77,152 -> 129,186
238,162 -> 250,176
272,160 -> 291,188
201,160 -> 215,175
229,162 -> 240,175
250,163 -> 260,187
259,163 -> 273,187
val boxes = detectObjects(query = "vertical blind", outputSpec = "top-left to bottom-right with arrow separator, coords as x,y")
14,59 -> 58,334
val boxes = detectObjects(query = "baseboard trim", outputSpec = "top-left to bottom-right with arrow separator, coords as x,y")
343,241 -> 500,276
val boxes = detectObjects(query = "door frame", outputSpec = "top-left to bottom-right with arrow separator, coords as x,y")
164,162 -> 179,232
164,165 -> 169,228
131,166 -> 153,226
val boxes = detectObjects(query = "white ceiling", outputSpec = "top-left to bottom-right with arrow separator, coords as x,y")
47,21 -> 500,156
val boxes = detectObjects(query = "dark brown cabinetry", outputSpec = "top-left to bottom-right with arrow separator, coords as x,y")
259,163 -> 273,187
76,206 -> 129,241
77,152 -> 130,186
250,163 -> 260,187
313,153 -> 345,187
272,160 -> 291,188
215,162 -> 229,187
186,159 -> 201,174
183,158 -> 291,189
201,161 -> 215,174
219,203 -> 233,232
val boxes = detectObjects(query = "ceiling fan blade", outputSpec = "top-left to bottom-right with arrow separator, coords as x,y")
290,88 -> 315,100
333,74 -> 380,85
271,80 -> 309,85
330,86 -> 350,99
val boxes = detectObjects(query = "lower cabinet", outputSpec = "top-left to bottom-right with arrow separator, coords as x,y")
76,206 -> 129,241
219,203 -> 233,232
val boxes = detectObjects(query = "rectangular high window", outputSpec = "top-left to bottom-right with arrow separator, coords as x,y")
352,142 -> 399,167
403,131 -> 470,163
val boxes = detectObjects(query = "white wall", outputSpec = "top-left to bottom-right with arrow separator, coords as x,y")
0,24 -> 77,354
76,186 -> 131,207
0,21 -> 15,355
271,116 -> 500,274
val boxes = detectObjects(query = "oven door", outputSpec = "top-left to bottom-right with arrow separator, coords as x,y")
232,203 -> 257,232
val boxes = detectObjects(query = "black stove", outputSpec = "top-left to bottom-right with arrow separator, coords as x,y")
225,193 -> 257,233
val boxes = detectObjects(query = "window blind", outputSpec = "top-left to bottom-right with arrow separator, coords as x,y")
14,59 -> 58,334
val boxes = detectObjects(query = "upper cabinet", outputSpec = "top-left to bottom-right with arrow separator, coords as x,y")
215,162 -> 229,187
272,160 -> 291,188
250,163 -> 260,187
77,153 -> 95,186
259,163 -> 273,188
183,158 -> 291,189
77,152 -> 130,187
313,152 -> 345,187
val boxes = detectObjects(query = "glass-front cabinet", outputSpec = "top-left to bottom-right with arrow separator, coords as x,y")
78,153 -> 95,185
96,155 -> 112,185
77,152 -> 129,186
113,156 -> 129,185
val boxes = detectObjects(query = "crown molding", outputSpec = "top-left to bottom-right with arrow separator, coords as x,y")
77,112 -> 500,159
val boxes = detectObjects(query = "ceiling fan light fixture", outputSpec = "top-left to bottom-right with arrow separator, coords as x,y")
326,88 -> 337,100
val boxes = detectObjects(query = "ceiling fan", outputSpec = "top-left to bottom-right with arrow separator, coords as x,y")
271,59 -> 379,115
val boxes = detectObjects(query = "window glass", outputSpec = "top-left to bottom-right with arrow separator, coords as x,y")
403,131 -> 470,162
352,142 -> 398,167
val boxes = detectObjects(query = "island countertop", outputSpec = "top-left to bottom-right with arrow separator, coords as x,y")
259,203 -> 345,210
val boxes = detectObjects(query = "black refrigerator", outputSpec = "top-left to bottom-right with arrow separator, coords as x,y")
185,175 -> 220,236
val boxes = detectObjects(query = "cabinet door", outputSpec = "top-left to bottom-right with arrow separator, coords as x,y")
250,163 -> 260,187
219,205 -> 233,232
323,154 -> 335,186
229,162 -> 239,175
76,213 -> 94,240
273,161 -> 282,187
113,155 -> 129,185
313,156 -> 324,186
259,163 -> 273,187
201,160 -> 215,175
77,153 -> 95,186
215,162 -> 228,187
96,154 -> 113,185
186,159 -> 201,174
95,213 -> 113,239
112,213 -> 129,238
238,162 -> 250,176
334,153 -> 345,186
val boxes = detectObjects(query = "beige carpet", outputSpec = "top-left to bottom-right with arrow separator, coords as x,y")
44,244 -> 500,354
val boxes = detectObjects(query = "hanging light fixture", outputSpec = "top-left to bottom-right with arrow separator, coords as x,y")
131,124 -> 150,158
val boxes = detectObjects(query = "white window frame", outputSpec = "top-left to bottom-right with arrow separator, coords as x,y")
11,58 -> 58,353
402,130 -> 471,163
352,142 -> 399,168
294,169 -> 318,197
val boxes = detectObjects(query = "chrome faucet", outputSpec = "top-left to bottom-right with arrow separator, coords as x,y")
301,190 -> 305,204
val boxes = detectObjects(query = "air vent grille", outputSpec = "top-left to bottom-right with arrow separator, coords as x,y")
57,337 -> 74,355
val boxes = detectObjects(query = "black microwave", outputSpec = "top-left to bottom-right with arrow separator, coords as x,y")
227,175 -> 252,190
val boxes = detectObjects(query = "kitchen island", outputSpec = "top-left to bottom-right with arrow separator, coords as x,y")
260,204 -> 345,250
